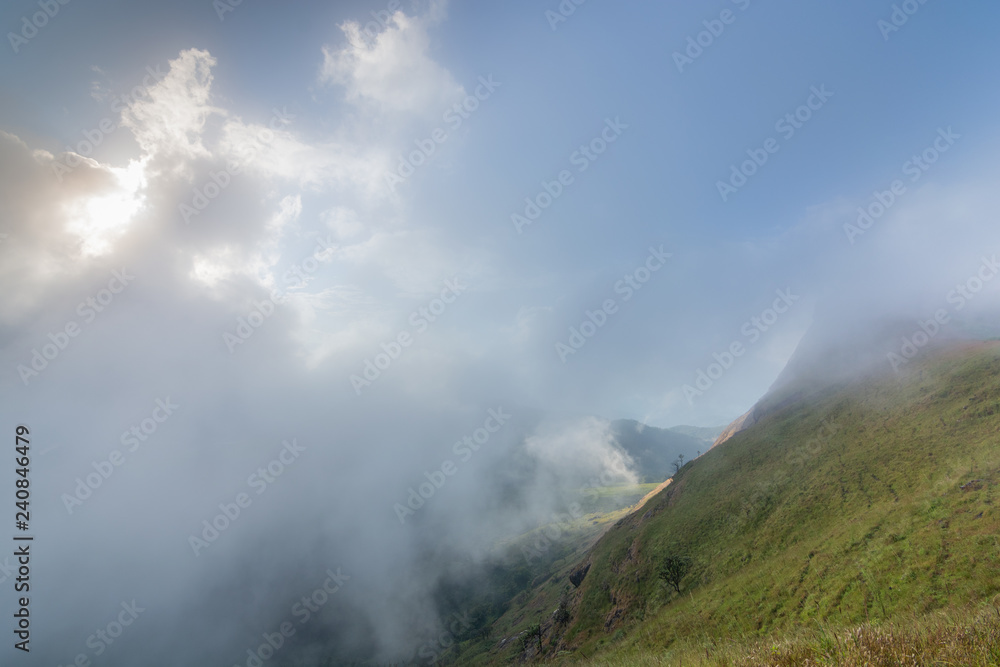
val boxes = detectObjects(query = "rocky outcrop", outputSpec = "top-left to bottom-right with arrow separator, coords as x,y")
568,562 -> 590,588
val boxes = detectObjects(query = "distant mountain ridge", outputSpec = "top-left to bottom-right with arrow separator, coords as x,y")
665,424 -> 726,443
610,420 -> 723,483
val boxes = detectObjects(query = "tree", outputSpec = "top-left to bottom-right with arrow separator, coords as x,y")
552,598 -> 570,625
520,623 -> 542,653
671,454 -> 685,475
658,554 -> 692,594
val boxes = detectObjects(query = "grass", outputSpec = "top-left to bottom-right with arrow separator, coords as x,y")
428,484 -> 662,666
569,601 -> 1000,665
454,342 -> 1000,665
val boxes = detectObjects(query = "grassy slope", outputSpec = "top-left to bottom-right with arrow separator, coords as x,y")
471,341 -> 1000,664
436,484 -> 659,666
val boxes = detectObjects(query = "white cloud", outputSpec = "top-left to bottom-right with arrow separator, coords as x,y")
0,132 -> 148,322
525,417 -> 639,487
510,305 -> 553,345
319,3 -> 465,117
63,158 -> 147,257
214,117 -> 389,194
120,49 -> 221,162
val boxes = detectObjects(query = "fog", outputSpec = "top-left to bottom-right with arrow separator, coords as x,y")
2,1 -> 1000,665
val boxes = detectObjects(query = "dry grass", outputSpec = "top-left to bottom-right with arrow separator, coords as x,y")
565,603 -> 1000,666
732,607 -> 1000,667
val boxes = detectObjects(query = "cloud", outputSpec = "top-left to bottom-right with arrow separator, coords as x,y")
0,132 -> 147,324
0,3 -> 587,663
214,114 -> 389,194
4,17 -> 1000,665
120,49 -> 221,163
319,2 -> 465,117
64,158 -> 148,257
524,416 -> 639,488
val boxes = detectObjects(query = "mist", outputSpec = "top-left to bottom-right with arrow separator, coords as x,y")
2,0 -> 1000,665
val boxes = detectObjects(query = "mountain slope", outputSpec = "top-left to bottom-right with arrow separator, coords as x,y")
710,315 -> 972,450
463,340 -> 1000,664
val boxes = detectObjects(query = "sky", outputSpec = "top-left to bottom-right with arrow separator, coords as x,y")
2,0 -> 1000,664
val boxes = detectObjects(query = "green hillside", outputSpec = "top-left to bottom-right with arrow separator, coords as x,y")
461,341 -> 1000,665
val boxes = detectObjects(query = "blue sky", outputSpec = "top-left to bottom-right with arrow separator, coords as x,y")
3,1 -> 1000,663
